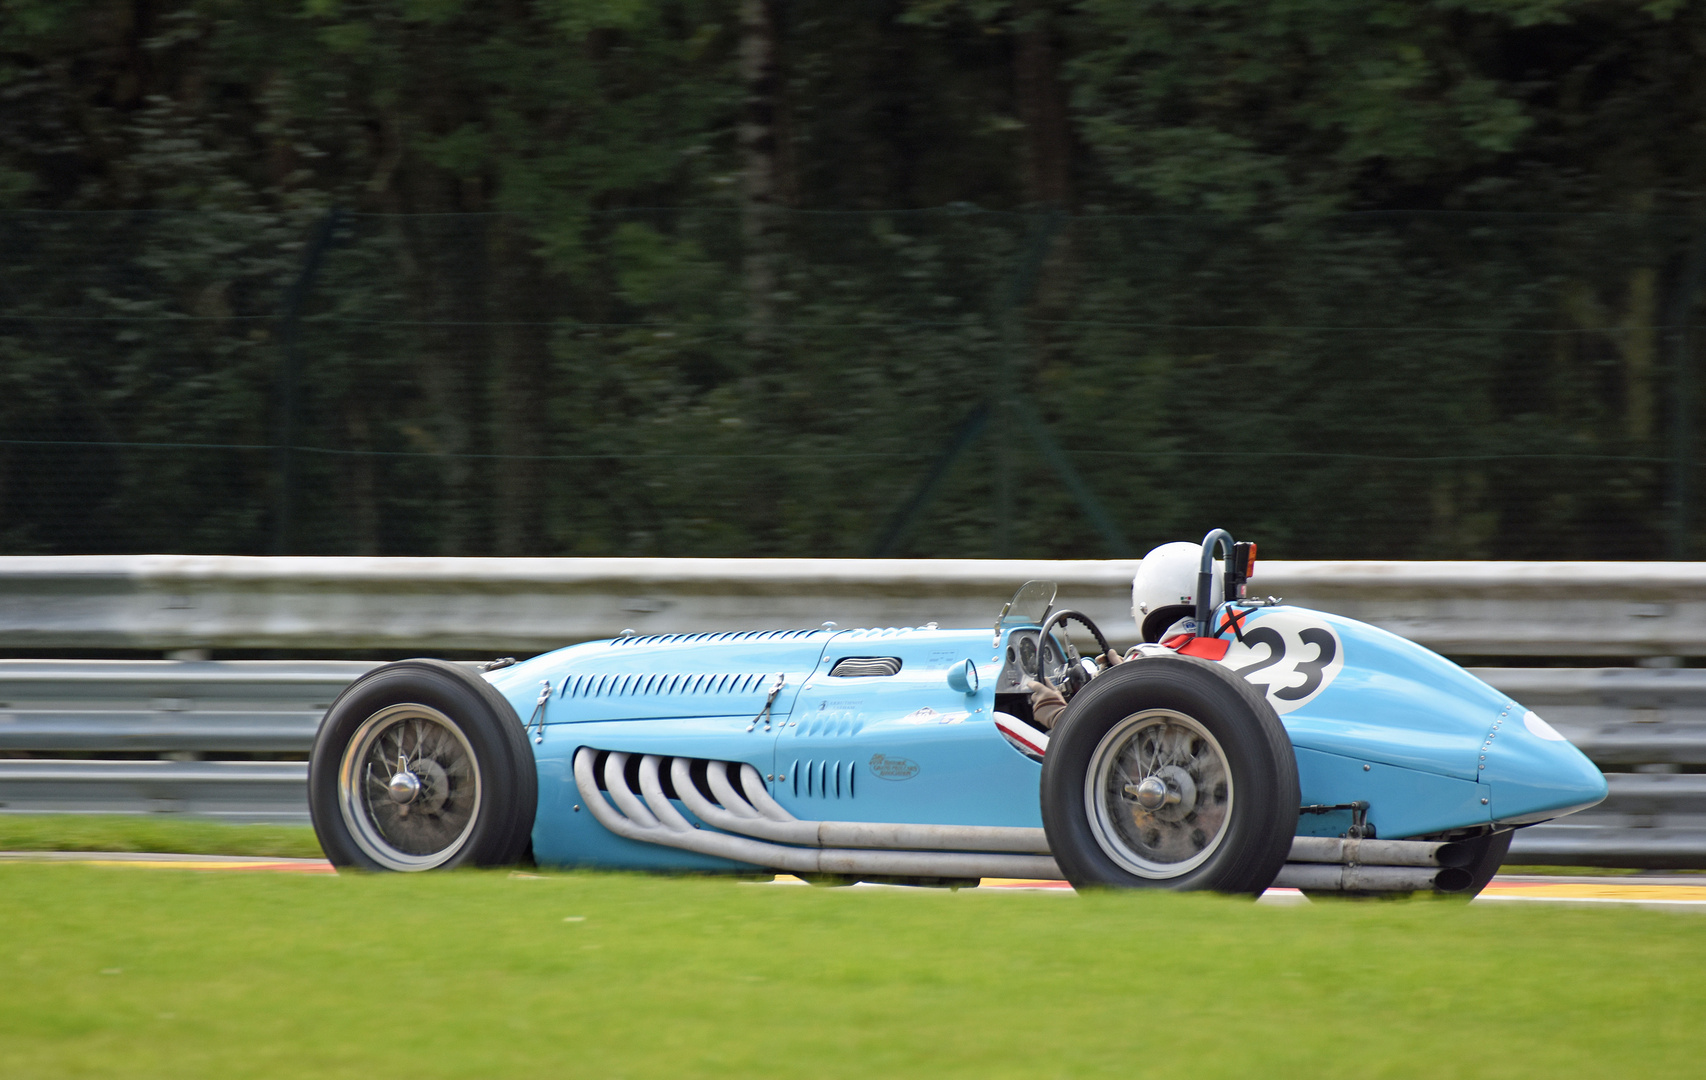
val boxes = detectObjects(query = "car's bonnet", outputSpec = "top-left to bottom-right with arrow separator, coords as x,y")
485,628 -> 839,724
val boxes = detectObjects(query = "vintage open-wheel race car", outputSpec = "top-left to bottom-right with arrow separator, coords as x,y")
306,531 -> 1608,895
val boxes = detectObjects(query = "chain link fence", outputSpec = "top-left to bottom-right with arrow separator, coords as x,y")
2,207 -> 1699,560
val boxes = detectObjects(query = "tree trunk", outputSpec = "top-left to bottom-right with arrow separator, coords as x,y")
1014,2 -> 1071,207
490,219 -> 549,556
1625,266 -> 1657,443
740,0 -> 781,348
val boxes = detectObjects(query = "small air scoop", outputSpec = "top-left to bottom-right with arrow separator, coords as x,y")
829,657 -> 903,678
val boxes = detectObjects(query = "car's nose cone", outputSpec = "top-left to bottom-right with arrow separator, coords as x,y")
1481,709 -> 1608,825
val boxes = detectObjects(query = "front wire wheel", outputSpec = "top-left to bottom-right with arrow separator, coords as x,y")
1041,653 -> 1298,893
339,704 -> 483,871
1086,710 -> 1234,878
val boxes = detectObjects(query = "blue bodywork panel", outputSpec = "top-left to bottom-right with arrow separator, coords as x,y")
489,602 -> 1606,868
1212,605 -> 1606,829
1293,748 -> 1490,839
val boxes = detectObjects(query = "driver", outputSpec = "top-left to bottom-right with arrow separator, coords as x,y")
1025,541 -> 1224,730
1131,540 -> 1223,646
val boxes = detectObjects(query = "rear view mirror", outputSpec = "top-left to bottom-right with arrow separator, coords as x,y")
947,658 -> 979,695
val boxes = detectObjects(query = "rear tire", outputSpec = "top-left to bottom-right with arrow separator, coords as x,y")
1040,654 -> 1299,893
309,660 -> 537,871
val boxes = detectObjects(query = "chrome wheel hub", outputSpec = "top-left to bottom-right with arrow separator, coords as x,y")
1147,765 -> 1198,822
387,766 -> 422,804
337,704 -> 482,872
1126,775 -> 1171,811
1086,709 -> 1234,879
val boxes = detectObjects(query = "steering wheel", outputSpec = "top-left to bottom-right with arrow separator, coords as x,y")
1028,609 -> 1114,699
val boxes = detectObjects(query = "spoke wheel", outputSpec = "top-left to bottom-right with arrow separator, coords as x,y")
1086,710 -> 1233,879
339,704 -> 482,871
310,659 -> 536,873
1041,653 -> 1297,894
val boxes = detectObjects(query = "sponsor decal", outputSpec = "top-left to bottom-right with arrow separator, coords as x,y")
896,706 -> 969,726
1216,610 -> 1345,715
869,754 -> 920,781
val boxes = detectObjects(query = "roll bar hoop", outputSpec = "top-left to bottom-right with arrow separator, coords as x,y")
1194,529 -> 1235,631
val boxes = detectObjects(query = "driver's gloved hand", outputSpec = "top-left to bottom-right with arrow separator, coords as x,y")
1026,680 -> 1069,730
1095,650 -> 1124,671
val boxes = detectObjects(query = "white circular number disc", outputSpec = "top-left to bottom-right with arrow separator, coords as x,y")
1215,610 -> 1345,715
1522,710 -> 1567,741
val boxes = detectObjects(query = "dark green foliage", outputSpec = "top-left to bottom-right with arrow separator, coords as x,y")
1,1 -> 1702,560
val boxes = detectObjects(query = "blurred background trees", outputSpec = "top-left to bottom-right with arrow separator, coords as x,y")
1,0 -> 1703,559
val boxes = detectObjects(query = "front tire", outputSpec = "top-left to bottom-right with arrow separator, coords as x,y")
1453,828 -> 1513,898
1041,654 -> 1299,893
309,660 -> 537,871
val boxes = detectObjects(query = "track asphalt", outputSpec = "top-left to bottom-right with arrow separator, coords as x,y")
4,852 -> 1704,907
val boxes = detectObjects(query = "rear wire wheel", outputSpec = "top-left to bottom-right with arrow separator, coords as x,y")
339,704 -> 482,869
1041,654 -> 1298,894
310,660 -> 537,872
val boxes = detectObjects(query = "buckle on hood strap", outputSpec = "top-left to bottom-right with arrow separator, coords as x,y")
747,673 -> 786,733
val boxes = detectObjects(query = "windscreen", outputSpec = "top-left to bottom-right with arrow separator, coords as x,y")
998,580 -> 1057,629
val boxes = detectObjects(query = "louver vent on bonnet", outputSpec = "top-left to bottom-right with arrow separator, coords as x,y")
829,657 -> 903,678
559,671 -> 775,699
608,629 -> 825,647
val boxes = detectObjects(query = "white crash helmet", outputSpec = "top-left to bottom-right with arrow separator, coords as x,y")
1131,541 -> 1224,642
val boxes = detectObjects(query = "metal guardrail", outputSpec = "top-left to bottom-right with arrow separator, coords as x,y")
0,659 -> 359,823
0,760 -> 308,820
1510,774 -> 1706,868
0,658 -> 1701,865
9,555 -> 1706,656
0,660 -> 372,753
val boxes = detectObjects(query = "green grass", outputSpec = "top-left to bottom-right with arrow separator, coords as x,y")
0,815 -> 322,859
1,866 -> 1702,1079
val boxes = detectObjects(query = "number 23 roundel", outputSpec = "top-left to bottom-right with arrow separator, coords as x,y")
1215,610 -> 1345,715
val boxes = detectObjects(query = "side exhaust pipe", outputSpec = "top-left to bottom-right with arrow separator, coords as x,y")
1273,863 -> 1474,893
573,749 -> 1063,881
575,747 -> 1477,892
673,758 -> 1052,854
1287,836 -> 1475,869
1277,836 -> 1478,892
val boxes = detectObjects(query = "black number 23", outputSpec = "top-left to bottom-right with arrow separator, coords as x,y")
1231,626 -> 1337,702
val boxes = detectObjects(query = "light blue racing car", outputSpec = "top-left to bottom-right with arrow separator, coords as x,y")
307,531 -> 1608,895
